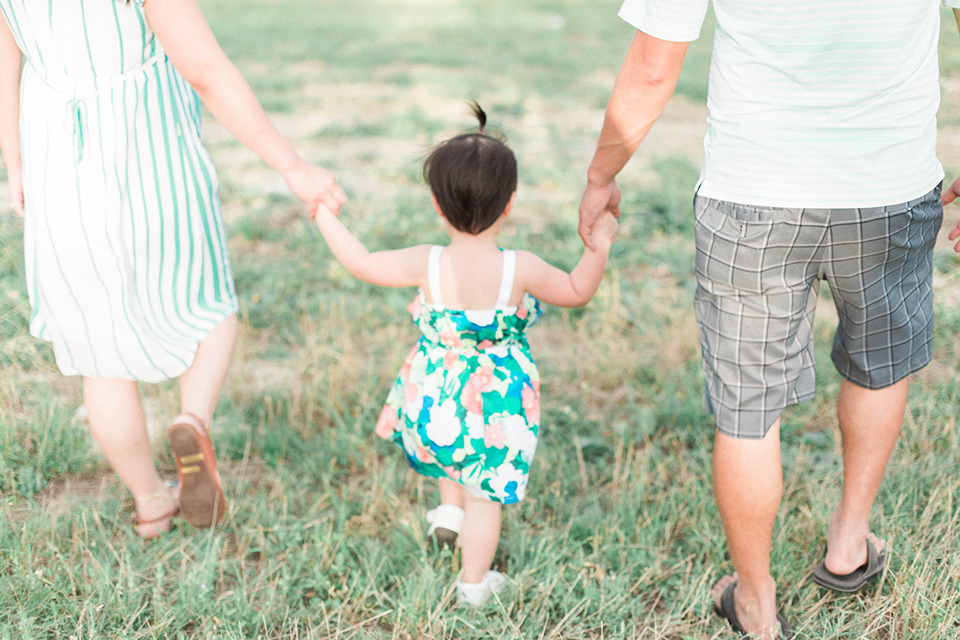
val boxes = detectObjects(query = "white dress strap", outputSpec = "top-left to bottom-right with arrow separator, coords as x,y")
427,245 -> 444,308
495,250 -> 517,309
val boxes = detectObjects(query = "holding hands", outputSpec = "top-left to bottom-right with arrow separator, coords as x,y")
941,174 -> 960,253
578,179 -> 621,250
282,158 -> 348,218
590,209 -> 619,249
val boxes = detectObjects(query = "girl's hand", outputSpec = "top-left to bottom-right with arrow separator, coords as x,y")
591,210 -> 619,249
283,159 -> 347,218
7,166 -> 23,218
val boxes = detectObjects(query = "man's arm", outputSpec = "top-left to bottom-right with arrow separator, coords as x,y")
578,31 -> 688,248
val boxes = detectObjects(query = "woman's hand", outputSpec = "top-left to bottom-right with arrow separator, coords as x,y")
283,159 -> 347,218
7,166 -> 23,217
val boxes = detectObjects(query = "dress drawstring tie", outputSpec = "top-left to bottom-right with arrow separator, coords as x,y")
27,53 -> 166,163
65,98 -> 87,163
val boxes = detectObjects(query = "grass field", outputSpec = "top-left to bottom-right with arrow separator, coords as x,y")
2,1 -> 960,638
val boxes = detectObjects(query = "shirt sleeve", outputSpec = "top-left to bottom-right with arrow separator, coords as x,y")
944,0 -> 960,8
618,0 -> 709,42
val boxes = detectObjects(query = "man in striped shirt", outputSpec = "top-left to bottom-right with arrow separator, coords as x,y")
579,2 -> 960,637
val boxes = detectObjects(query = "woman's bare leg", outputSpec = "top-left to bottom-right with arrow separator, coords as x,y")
82,377 -> 175,537
178,314 -> 238,425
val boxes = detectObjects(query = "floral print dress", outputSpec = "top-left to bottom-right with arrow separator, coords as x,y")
375,246 -> 542,504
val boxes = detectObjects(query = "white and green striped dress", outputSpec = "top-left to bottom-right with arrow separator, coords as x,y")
0,0 -> 238,382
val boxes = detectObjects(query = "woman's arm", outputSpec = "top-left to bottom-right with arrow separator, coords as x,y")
314,207 -> 429,288
520,212 -> 618,307
144,0 -> 346,216
0,15 -> 23,217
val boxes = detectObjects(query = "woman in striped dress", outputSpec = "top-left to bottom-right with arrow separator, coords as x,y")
0,0 -> 346,537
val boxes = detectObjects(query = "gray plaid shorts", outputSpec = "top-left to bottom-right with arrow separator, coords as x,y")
693,185 -> 943,439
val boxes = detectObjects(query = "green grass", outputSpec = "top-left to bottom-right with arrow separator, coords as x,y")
1,1 -> 960,638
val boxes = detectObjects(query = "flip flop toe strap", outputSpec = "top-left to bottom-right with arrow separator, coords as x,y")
718,580 -> 747,635
863,539 -> 887,580
716,580 -> 793,639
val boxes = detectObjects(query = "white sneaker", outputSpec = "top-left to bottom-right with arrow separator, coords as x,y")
456,570 -> 508,607
426,504 -> 464,549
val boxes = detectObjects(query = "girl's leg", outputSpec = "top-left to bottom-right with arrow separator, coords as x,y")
178,314 -> 238,425
82,377 -> 176,536
460,491 -> 501,583
429,479 -> 466,548
439,477 -> 465,508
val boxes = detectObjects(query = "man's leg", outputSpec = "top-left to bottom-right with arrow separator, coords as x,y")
822,377 -> 905,573
711,419 -> 784,640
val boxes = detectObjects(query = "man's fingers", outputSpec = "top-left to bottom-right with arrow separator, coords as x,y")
578,223 -> 597,251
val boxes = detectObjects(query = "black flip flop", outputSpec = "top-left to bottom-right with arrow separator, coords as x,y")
713,579 -> 795,639
811,539 -> 887,592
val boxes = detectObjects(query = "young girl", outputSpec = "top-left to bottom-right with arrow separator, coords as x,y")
0,1 -> 346,538
313,104 -> 617,605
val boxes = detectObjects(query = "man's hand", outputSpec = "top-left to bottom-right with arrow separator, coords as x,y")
942,174 -> 960,253
578,179 -> 621,250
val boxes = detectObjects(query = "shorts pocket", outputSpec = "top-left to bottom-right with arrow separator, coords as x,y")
694,197 -> 810,295
694,195 -> 798,242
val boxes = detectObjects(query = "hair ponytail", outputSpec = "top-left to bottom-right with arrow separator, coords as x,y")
423,102 -> 517,235
470,101 -> 487,135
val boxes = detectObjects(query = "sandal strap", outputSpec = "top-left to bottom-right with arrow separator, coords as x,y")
135,490 -> 171,503
426,504 -> 464,536
173,412 -> 211,433
135,504 -> 179,526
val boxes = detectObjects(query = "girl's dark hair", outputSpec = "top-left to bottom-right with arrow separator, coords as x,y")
423,102 -> 517,235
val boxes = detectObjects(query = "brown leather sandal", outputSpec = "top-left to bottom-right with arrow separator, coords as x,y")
167,412 -> 227,528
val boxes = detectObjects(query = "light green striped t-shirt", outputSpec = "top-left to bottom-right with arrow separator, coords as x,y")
619,0 -> 960,208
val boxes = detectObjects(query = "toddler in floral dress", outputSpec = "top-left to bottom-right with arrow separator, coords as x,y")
314,104 -> 618,605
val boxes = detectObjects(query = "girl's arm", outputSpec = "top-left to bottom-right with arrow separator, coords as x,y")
0,16 -> 23,217
314,207 -> 429,288
144,0 -> 346,217
519,212 -> 618,307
